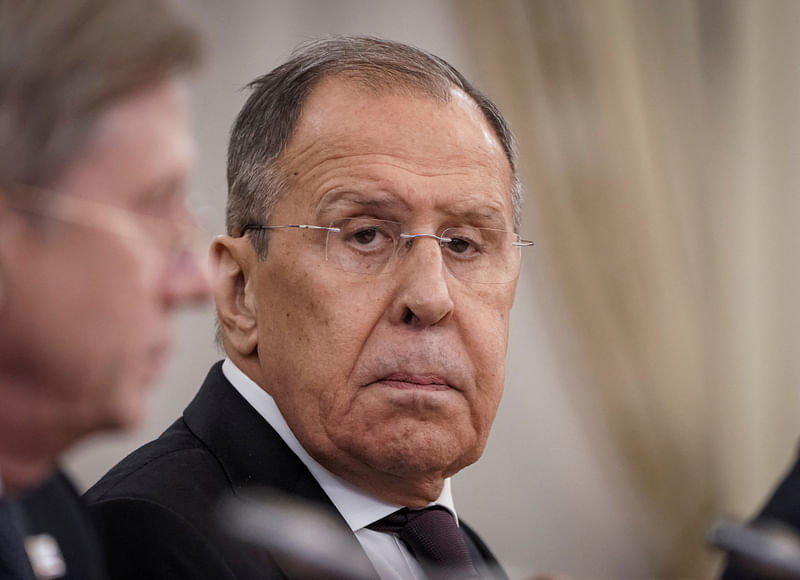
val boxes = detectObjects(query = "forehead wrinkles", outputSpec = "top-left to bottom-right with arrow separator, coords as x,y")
283,80 -> 506,165
280,150 -> 509,221
278,138 -> 507,194
273,80 -> 512,215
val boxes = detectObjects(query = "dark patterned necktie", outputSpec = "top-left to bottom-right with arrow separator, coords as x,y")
0,499 -> 35,580
368,506 -> 479,579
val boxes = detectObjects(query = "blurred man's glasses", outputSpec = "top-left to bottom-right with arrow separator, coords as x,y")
240,217 -> 533,284
2,186 -> 206,259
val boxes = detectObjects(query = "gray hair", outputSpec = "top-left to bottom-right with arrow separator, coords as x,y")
226,35 -> 521,258
0,0 -> 202,199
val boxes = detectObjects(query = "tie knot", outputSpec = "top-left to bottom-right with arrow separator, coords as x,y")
369,506 -> 454,534
368,506 -> 478,579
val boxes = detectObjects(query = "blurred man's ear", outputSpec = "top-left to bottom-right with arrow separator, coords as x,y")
209,236 -> 258,357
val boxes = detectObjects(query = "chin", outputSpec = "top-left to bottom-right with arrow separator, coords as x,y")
97,391 -> 149,433
356,424 -> 483,479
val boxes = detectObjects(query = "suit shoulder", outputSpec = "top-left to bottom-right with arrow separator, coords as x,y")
89,496 -> 240,580
85,417 -> 229,506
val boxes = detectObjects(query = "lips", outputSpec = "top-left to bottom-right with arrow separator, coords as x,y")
377,372 -> 451,391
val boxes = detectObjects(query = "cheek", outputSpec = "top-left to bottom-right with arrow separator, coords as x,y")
256,264 -> 385,413
4,258 -> 156,434
56,244 -> 164,381
259,268 -> 336,367
37,241 -> 151,339
464,290 -> 511,351
85,248 -> 163,341
460,289 -> 513,418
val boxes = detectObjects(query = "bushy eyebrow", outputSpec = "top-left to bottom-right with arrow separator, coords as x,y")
315,189 -> 511,229
315,190 -> 409,220
440,205 -> 507,228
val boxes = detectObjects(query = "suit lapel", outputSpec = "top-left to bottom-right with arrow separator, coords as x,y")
461,521 -> 509,580
0,498 -> 35,580
182,362 -> 378,579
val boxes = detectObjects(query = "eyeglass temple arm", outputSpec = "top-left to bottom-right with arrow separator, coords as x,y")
239,224 -> 342,236
239,224 -> 533,249
399,231 -> 534,248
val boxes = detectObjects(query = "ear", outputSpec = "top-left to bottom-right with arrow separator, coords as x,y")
210,235 -> 258,357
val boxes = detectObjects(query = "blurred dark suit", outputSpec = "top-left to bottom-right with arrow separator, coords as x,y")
7,471 -> 107,580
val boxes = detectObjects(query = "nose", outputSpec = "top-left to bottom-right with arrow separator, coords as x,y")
389,235 -> 454,327
163,246 -> 211,307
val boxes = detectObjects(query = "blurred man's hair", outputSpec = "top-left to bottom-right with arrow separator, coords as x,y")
226,35 -> 521,259
0,0 -> 202,199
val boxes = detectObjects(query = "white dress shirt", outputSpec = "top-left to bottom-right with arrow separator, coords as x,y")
221,358 -> 458,580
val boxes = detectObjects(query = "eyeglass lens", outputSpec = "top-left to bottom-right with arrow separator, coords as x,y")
324,217 -> 521,284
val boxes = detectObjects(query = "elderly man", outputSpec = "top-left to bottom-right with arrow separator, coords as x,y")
86,36 -> 531,580
0,1 -> 207,578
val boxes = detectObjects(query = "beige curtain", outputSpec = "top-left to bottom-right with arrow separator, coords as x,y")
464,1 -> 800,577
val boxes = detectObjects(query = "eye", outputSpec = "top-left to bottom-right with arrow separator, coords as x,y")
133,180 -> 186,218
336,218 -> 399,254
352,227 -> 379,245
445,236 -> 473,254
442,228 -> 484,259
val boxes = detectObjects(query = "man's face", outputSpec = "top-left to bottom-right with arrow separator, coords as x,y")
0,80 -> 209,446
246,77 -> 517,502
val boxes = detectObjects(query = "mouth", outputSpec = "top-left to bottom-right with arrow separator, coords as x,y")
376,373 -> 451,392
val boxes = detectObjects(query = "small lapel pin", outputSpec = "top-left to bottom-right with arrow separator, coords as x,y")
24,534 -> 66,579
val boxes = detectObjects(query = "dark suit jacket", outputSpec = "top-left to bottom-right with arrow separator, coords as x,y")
85,361 -> 507,580
719,447 -> 800,579
11,470 -> 108,580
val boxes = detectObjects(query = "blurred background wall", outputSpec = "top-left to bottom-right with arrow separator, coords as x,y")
65,1 -> 800,578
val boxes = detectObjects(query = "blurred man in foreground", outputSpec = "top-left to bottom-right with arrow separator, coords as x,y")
87,36 -> 532,580
0,1 -> 208,577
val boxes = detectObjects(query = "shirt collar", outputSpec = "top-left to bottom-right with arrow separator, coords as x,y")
221,358 -> 457,532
